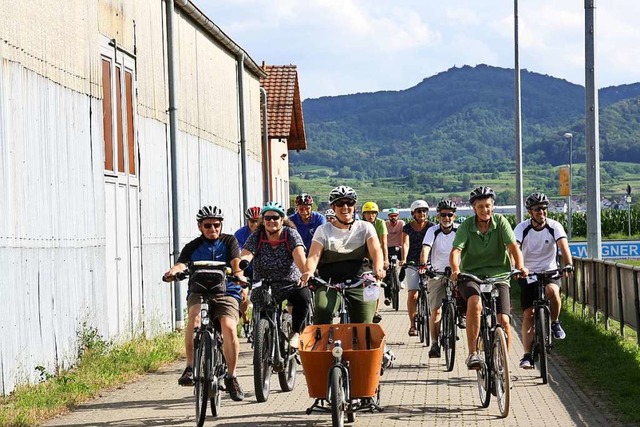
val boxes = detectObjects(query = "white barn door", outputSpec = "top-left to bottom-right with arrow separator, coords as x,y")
101,40 -> 142,338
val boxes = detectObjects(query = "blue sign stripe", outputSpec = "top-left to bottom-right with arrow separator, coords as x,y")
568,241 -> 640,259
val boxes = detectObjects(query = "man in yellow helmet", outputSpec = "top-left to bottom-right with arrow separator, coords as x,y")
362,201 -> 389,322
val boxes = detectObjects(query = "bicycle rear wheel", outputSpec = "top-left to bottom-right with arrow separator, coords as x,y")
194,333 -> 211,427
443,301 -> 457,372
391,269 -> 400,311
253,317 -> 272,402
536,306 -> 549,384
476,330 -> 491,408
330,368 -> 345,427
493,326 -> 510,418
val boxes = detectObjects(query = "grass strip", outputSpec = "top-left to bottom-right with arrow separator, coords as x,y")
0,330 -> 183,427
553,298 -> 640,425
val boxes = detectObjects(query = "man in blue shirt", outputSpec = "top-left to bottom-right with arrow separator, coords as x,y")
163,205 -> 245,401
234,206 -> 260,332
289,193 -> 326,255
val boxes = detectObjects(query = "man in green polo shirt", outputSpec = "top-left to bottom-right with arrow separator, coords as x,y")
362,201 -> 388,323
449,186 -> 527,370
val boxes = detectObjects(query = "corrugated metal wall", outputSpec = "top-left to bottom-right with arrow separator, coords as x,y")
0,0 -> 265,395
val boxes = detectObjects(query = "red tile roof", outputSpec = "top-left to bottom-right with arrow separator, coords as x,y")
260,64 -> 307,151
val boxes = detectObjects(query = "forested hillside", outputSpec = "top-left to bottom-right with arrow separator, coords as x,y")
292,64 -> 640,179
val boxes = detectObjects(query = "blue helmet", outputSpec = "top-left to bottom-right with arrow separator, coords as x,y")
260,201 -> 286,217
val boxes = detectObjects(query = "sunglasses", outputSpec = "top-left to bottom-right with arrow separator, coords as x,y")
388,215 -> 399,218
263,215 -> 282,222
248,219 -> 259,224
414,209 -> 428,214
439,213 -> 455,218
531,206 -> 548,212
333,199 -> 356,208
202,222 -> 222,229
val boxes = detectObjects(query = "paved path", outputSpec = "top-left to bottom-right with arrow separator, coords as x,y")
45,292 -> 618,426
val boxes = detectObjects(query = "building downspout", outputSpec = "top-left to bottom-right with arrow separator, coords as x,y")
237,53 -> 248,214
260,87 -> 271,203
166,0 -> 184,329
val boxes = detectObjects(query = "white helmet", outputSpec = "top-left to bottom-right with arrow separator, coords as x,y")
324,209 -> 336,218
410,200 -> 429,213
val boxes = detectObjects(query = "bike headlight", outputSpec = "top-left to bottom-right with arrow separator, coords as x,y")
332,344 -> 343,358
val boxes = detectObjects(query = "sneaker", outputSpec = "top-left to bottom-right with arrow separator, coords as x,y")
400,281 -> 406,290
224,375 -> 244,401
465,353 -> 482,370
429,342 -> 441,358
519,353 -> 535,369
178,366 -> 193,386
289,333 -> 300,348
552,321 -> 566,340
458,316 -> 466,329
384,298 -> 391,306
408,326 -> 418,337
382,348 -> 396,371
373,312 -> 382,323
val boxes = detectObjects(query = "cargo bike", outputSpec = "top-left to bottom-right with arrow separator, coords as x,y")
299,273 -> 386,427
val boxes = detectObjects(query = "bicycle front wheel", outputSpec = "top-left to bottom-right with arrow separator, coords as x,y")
493,326 -> 510,418
194,333 -> 211,427
443,301 -> 457,372
476,330 -> 491,408
421,291 -> 430,347
278,313 -> 297,392
330,368 -> 345,427
253,317 -> 272,402
536,306 -> 549,384
391,269 -> 400,311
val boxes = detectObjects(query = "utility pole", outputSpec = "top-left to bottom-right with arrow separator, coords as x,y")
585,0 -> 602,259
514,0 -> 524,222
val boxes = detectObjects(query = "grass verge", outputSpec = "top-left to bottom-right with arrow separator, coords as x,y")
0,329 -> 183,427
511,283 -> 640,425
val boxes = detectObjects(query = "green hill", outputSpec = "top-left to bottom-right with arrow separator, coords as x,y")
290,64 -> 640,206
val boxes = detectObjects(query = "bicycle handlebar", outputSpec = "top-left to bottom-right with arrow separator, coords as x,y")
527,265 -> 574,281
162,259 -> 250,286
308,272 -> 377,291
458,269 -> 523,285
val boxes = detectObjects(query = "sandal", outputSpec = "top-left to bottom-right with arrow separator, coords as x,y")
408,327 -> 418,337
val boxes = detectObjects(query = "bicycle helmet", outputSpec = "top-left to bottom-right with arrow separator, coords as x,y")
525,192 -> 550,209
362,201 -> 379,213
196,205 -> 224,221
244,206 -> 261,220
410,200 -> 429,213
260,201 -> 286,217
324,209 -> 336,218
436,199 -> 457,212
295,193 -> 314,206
387,208 -> 399,215
469,186 -> 496,205
329,186 -> 358,203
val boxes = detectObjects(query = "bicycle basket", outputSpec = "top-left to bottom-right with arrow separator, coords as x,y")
188,261 -> 227,294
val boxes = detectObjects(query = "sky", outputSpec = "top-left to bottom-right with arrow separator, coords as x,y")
193,1 -> 640,100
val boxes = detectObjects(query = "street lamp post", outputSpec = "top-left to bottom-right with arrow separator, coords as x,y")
564,132 -> 573,240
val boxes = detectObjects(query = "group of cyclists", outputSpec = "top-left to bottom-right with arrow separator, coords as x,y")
162,184 -> 573,405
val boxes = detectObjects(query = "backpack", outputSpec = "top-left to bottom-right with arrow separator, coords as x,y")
256,227 -> 291,255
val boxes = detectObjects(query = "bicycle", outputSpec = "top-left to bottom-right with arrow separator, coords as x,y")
302,272 -> 384,427
457,270 -> 521,418
163,260 -> 242,426
251,279 -> 300,402
423,267 -> 459,372
384,247 -> 401,311
405,263 -> 430,346
527,265 -> 573,384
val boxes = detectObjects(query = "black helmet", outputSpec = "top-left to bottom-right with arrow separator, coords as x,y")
196,205 -> 224,221
436,199 -> 457,212
329,186 -> 358,204
525,192 -> 550,209
469,186 -> 495,205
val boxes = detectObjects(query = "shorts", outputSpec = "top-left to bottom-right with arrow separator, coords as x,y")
518,277 -> 561,311
313,285 -> 377,324
458,279 -> 511,317
187,293 -> 240,323
427,276 -> 447,311
405,268 -> 421,291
